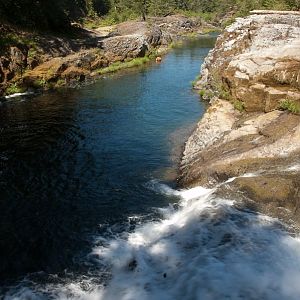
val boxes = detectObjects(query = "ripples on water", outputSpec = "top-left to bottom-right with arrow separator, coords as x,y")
2,36 -> 300,300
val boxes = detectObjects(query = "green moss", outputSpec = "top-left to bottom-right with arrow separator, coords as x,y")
28,48 -> 38,58
33,78 -> 47,88
97,57 -> 150,75
5,83 -> 26,95
198,89 -> 206,97
234,100 -> 245,112
55,79 -> 66,87
280,99 -> 300,114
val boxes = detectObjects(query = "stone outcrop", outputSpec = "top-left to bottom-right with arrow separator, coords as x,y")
195,11 -> 300,112
180,11 -> 300,226
0,15 -> 203,96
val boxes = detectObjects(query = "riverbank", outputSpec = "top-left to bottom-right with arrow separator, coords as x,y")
179,10 -> 300,227
0,15 -> 216,98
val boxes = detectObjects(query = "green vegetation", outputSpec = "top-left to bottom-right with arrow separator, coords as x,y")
198,89 -> 214,99
1,0 -> 299,32
0,33 -> 37,50
33,78 -> 47,88
280,99 -> 300,114
234,100 -> 245,112
191,75 -> 200,87
5,83 -> 25,95
97,56 -> 150,75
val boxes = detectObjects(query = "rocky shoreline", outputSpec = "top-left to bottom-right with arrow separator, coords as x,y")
0,15 -> 211,98
179,11 -> 300,227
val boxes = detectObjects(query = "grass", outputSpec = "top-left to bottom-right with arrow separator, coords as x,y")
97,57 -> 150,75
191,75 -> 201,87
201,27 -> 221,34
280,99 -> 300,114
199,89 -> 214,99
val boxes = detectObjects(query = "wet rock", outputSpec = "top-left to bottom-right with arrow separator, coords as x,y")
128,259 -> 137,271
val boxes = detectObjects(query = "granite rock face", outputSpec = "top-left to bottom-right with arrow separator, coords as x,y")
195,11 -> 300,112
181,11 -> 300,226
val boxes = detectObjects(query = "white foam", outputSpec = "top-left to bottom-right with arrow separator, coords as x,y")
5,181 -> 300,300
4,92 -> 34,99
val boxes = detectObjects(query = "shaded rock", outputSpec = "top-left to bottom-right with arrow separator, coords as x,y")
146,26 -> 163,47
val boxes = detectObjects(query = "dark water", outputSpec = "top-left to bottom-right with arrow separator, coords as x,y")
0,36 -> 215,290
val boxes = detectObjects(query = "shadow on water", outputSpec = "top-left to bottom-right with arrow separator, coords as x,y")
0,36 -> 217,287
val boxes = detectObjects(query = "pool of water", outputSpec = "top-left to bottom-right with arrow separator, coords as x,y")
0,36 -> 216,290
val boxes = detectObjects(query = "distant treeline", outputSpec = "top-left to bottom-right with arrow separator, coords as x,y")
0,0 -> 299,31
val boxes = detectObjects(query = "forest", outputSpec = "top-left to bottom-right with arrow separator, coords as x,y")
0,0 -> 299,31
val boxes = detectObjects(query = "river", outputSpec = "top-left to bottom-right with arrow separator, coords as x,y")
2,36 -> 300,300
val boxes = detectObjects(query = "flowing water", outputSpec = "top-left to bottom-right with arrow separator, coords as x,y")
2,36 -> 300,300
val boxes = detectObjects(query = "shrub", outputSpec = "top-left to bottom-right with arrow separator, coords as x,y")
280,99 -> 300,114
5,83 -> 25,95
234,100 -> 245,112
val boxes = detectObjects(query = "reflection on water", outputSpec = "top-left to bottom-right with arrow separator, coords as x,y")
0,36 -> 216,287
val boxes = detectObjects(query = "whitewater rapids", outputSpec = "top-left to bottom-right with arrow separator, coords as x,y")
5,180 -> 300,300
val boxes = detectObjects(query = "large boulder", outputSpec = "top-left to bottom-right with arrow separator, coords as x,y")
196,11 -> 300,112
100,35 -> 149,61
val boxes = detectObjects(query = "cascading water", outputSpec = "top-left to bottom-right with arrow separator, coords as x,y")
5,178 -> 300,299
